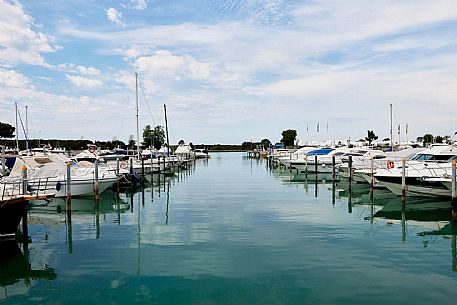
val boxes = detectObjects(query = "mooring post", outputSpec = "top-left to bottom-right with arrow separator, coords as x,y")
158,156 -> 161,173
370,157 -> 375,189
116,158 -> 120,175
21,164 -> 28,243
401,158 -> 406,208
141,157 -> 145,178
150,150 -> 154,175
66,161 -> 71,202
452,160 -> 457,221
348,155 -> 353,183
129,157 -> 134,175
314,155 -> 318,173
94,159 -> 100,200
332,155 -> 336,180
20,164 -> 28,196
1,146 -> 5,176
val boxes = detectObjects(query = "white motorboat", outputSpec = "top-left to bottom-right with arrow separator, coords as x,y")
374,144 -> 457,197
5,154 -> 117,197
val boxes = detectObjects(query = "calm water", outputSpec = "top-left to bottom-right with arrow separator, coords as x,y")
2,152 -> 457,304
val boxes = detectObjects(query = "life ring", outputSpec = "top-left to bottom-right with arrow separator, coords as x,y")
387,160 -> 395,169
120,161 -> 127,169
88,146 -> 96,154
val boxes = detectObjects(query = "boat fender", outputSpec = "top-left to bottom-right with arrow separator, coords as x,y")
386,160 -> 394,169
56,205 -> 62,213
120,161 -> 127,169
56,181 -> 62,191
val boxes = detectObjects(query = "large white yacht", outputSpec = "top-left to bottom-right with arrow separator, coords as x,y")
374,144 -> 457,197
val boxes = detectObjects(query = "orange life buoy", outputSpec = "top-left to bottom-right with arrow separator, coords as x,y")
88,147 -> 96,154
120,161 -> 127,169
387,160 -> 394,169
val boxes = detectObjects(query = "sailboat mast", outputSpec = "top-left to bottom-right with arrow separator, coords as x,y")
15,102 -> 19,153
135,72 -> 140,160
390,103 -> 393,151
164,104 -> 170,157
25,105 -> 29,151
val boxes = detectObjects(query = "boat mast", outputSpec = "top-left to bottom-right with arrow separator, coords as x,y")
15,102 -> 19,153
164,104 -> 170,157
25,105 -> 29,151
390,103 -> 393,151
135,72 -> 140,160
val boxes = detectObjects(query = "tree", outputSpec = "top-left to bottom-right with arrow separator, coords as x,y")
151,125 -> 165,150
128,139 -> 136,149
281,129 -> 297,147
260,138 -> 271,149
423,134 -> 434,145
435,135 -> 443,143
142,125 -> 152,146
365,130 -> 378,145
0,122 -> 15,138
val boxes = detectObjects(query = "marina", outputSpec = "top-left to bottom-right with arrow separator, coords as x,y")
1,152 -> 457,304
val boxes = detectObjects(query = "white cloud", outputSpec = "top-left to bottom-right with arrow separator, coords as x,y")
0,68 -> 32,88
58,63 -> 101,75
106,7 -> 125,26
130,0 -> 147,10
133,50 -> 211,80
66,74 -> 103,88
0,0 -> 60,66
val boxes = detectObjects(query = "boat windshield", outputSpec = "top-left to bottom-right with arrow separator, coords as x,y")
411,154 -> 456,161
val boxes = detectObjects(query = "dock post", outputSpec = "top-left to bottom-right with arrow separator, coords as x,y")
158,156 -> 161,173
141,157 -> 145,179
401,158 -> 406,208
94,159 -> 100,200
66,161 -> 71,202
1,146 -> 5,176
21,164 -> 28,195
370,157 -> 374,189
332,155 -> 336,180
150,155 -> 154,177
348,155 -> 353,183
21,164 -> 28,242
115,158 -> 120,194
452,160 -> 457,221
314,155 -> 318,173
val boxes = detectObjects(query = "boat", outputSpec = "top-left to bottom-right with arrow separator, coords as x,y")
194,148 -> 210,159
4,154 -> 117,197
374,144 -> 457,197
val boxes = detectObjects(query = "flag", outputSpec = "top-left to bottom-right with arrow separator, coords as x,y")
317,122 -> 319,133
406,123 -> 408,134
397,124 -> 400,135
307,123 -> 308,132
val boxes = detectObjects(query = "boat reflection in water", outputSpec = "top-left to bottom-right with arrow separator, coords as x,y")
0,240 -> 56,299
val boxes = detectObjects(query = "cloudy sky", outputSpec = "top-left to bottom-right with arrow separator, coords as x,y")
1,0 -> 457,144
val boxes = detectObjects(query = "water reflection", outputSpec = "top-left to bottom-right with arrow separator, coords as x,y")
0,240 -> 56,299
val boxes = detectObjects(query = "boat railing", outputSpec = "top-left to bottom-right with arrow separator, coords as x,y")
0,177 -> 51,201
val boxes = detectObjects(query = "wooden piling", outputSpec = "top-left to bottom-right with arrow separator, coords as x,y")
332,155 -> 336,180
370,157 -> 374,189
21,164 -> 28,195
452,160 -> 457,221
94,159 -> 100,200
401,158 -> 406,208
348,155 -> 353,183
314,155 -> 318,173
66,161 -> 71,202
1,146 -> 5,176
141,157 -> 145,179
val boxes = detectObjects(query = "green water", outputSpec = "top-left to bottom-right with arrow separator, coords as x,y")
2,152 -> 457,304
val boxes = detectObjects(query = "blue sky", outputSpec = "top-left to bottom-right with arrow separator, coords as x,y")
1,0 -> 457,145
